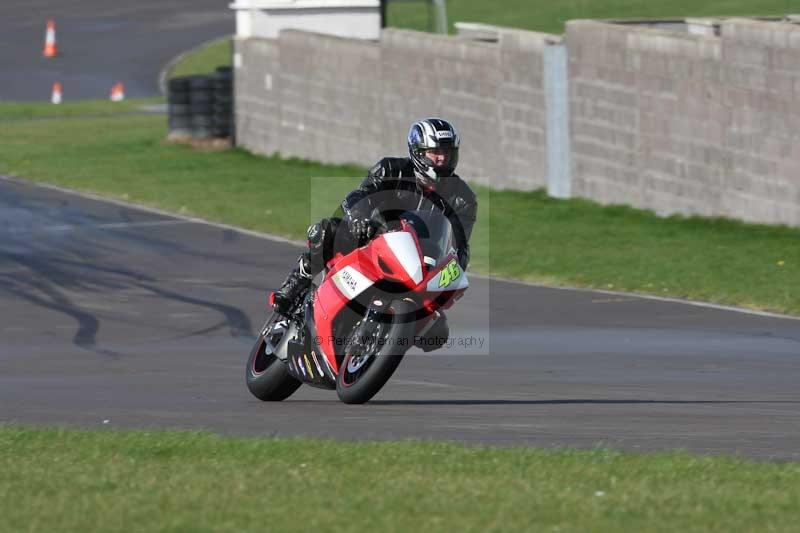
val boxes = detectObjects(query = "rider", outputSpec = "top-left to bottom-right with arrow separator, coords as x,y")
273,118 -> 478,351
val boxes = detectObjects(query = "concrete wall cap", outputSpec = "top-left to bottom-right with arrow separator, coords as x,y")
721,17 -> 800,49
454,22 -> 500,41
234,35 -> 278,43
279,27 -> 380,45
565,19 -> 616,29
605,17 -> 685,24
381,27 -> 460,41
381,27 -> 498,50
722,17 -> 799,27
454,21 -> 560,42
588,19 -> 721,43
685,17 -> 722,26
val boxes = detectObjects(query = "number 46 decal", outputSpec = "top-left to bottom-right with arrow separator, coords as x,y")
438,259 -> 461,288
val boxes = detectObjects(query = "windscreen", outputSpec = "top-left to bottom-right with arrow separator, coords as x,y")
399,210 -> 455,266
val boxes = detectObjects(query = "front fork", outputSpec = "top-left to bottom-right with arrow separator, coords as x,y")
350,298 -> 391,347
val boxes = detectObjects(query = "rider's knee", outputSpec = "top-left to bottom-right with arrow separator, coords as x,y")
306,218 -> 343,272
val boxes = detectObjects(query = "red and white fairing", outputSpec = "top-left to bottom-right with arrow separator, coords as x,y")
312,220 -> 468,373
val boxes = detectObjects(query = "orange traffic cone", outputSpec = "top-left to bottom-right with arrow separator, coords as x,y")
43,20 -> 58,58
51,82 -> 62,104
110,82 -> 126,102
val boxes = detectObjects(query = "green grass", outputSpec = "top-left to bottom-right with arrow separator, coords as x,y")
168,37 -> 232,79
0,108 -> 361,239
485,189 -> 800,314
0,101 -> 798,314
1,425 -> 800,532
0,97 -> 163,121
388,0 -> 800,34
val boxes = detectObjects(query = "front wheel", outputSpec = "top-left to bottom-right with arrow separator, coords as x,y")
245,316 -> 302,401
336,300 -> 415,404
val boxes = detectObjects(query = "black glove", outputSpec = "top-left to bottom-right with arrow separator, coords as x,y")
457,246 -> 470,270
350,218 -> 377,244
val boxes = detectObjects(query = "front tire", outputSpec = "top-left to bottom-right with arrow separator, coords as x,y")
245,321 -> 302,401
336,300 -> 415,404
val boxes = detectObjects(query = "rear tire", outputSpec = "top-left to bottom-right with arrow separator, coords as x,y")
245,326 -> 302,402
336,300 -> 415,404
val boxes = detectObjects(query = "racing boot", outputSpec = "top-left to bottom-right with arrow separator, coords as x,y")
272,256 -> 313,316
414,312 -> 450,352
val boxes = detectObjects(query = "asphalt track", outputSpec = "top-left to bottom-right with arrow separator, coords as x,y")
0,1 -> 233,101
2,177 -> 800,460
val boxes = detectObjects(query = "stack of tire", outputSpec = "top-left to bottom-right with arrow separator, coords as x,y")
211,67 -> 233,139
167,66 -> 233,141
167,76 -> 192,139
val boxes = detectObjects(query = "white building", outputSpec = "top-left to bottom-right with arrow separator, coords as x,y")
229,0 -> 382,40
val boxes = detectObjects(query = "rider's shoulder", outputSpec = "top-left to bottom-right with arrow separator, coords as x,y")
367,157 -> 411,180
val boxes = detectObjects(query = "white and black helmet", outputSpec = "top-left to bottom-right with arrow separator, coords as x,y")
408,118 -> 460,186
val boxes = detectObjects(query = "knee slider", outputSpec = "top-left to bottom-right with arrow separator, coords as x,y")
307,222 -> 324,246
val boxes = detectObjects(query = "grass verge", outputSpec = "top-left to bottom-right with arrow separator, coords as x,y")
2,425 -> 800,532
0,97 -> 164,121
0,102 -> 798,315
167,37 -> 232,79
388,0 -> 800,34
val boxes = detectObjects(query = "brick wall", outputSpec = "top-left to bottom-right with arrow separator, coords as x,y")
498,30 -> 550,190
568,18 -> 800,226
235,27 -> 552,190
236,18 -> 800,227
277,31 -> 383,165
235,37 -> 280,157
720,20 -> 800,225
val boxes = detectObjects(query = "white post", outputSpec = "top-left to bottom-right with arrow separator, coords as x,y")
544,37 -> 571,199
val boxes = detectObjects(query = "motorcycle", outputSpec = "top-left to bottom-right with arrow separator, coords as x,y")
245,209 -> 470,404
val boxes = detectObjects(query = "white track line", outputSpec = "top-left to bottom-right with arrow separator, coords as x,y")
3,174 -> 798,322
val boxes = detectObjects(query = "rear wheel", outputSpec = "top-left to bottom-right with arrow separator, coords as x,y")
245,315 -> 302,401
336,300 -> 415,404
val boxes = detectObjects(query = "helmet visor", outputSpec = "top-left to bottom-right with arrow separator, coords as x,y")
421,147 -> 458,172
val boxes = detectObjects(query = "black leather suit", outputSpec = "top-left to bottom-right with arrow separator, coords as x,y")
300,157 -> 477,352
305,157 -> 478,274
